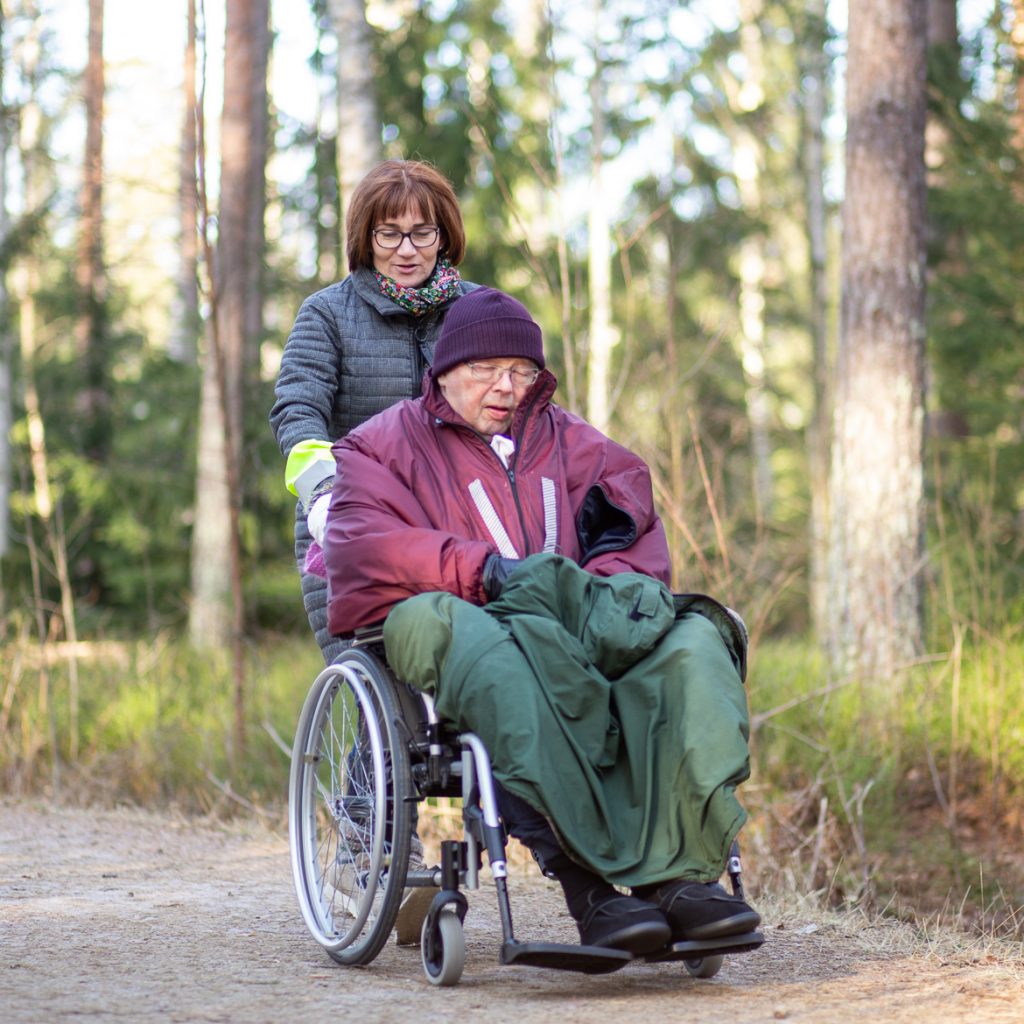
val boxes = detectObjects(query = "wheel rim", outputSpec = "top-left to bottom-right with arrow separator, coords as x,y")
294,663 -> 388,952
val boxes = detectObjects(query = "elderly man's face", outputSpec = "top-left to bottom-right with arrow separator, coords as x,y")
436,359 -> 540,436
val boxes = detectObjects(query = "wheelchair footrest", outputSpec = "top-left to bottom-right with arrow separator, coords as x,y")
645,930 -> 765,963
501,939 -> 632,974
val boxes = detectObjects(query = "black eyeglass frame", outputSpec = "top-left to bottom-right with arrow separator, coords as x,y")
371,227 -> 441,250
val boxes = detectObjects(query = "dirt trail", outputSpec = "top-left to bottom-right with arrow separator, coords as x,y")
2,800 -> 1021,1023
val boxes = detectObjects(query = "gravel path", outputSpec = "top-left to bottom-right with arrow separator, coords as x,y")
2,800 -> 1022,1023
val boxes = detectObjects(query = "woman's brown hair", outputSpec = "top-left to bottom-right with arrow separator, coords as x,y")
346,160 -> 466,272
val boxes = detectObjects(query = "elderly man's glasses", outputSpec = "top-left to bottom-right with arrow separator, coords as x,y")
372,226 -> 440,249
466,362 -> 540,387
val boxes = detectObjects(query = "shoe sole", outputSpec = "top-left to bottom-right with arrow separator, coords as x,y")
676,910 -> 762,942
593,921 -> 672,956
394,885 -> 437,946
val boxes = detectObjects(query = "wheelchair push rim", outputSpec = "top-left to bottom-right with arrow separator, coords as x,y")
288,653 -> 413,963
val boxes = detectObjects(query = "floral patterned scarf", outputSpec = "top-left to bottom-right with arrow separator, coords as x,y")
374,256 -> 462,316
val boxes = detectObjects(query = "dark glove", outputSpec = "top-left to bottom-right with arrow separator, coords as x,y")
482,555 -> 521,601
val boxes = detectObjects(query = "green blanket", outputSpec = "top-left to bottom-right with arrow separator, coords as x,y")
383,553 -> 751,887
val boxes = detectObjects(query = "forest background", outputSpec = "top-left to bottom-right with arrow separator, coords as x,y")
1,0 -> 1022,939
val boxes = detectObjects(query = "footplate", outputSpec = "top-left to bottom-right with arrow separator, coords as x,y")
645,930 -> 765,963
501,939 -> 632,974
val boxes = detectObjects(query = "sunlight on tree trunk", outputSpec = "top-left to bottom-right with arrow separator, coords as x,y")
14,11 -> 81,763
828,0 -> 927,684
586,3 -> 616,434
0,17 -> 11,566
190,0 -> 270,760
1011,0 -> 1024,196
802,0 -> 833,641
328,0 -> 381,259
732,0 -> 774,520
75,0 -> 108,461
169,0 -> 199,365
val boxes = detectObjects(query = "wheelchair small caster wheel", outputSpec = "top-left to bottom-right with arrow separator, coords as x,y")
684,954 -> 723,979
421,909 -> 465,986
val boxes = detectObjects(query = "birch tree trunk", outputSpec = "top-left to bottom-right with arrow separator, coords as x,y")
801,0 -> 832,639
168,0 -> 199,365
75,0 -> 108,460
586,1 -> 616,434
326,0 -> 380,260
733,0 -> 773,519
0,18 -> 11,564
14,7 -> 81,760
828,0 -> 927,682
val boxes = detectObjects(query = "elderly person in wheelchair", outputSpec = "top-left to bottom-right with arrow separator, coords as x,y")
322,286 -> 761,957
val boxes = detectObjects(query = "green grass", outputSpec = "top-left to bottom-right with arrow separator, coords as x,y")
2,615 -> 1022,934
0,622 -> 322,814
744,629 -> 1024,933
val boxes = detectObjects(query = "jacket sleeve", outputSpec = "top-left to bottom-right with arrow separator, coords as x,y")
269,295 -> 341,497
325,438 -> 494,635
564,419 -> 672,586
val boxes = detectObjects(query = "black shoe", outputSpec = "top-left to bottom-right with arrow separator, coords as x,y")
577,892 -> 672,955
646,881 -> 761,942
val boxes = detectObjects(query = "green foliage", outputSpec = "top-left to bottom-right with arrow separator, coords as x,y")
0,622 -> 323,810
748,623 -> 1024,915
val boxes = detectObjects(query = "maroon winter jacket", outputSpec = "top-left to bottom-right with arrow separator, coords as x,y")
325,370 -> 671,635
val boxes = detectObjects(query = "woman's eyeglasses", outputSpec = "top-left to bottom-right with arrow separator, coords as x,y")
465,362 -> 541,387
372,227 -> 440,249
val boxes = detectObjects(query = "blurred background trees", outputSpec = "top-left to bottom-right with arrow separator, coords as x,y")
1,0 -> 1023,920
2,0 -> 1021,663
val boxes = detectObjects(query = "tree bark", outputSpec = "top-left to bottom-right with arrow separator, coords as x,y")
1011,1 -> 1024,187
14,6 -> 81,762
828,0 -> 928,682
75,0 -> 108,460
326,0 -> 381,260
801,0 -> 832,639
0,15 -> 11,564
733,0 -> 774,520
168,0 -> 199,365
586,0 -> 616,434
189,0 -> 269,712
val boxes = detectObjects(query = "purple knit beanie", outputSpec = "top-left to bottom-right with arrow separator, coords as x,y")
432,287 -> 545,377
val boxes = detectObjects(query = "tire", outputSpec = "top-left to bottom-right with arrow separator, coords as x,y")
289,648 -> 413,965
684,954 -> 724,979
421,909 -> 465,987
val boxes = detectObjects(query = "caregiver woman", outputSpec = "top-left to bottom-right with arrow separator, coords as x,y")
270,159 -> 477,664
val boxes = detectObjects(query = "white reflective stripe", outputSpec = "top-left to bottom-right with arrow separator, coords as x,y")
468,479 -> 519,558
293,459 -> 335,506
541,477 -> 558,553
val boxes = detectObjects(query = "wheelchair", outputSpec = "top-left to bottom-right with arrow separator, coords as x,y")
288,629 -> 764,987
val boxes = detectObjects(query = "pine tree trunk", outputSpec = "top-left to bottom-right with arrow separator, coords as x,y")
327,0 -> 381,258
189,0 -> 268,657
1011,1 -> 1024,187
828,0 -> 928,682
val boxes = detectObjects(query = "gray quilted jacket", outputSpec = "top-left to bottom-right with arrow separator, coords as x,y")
270,266 -> 478,470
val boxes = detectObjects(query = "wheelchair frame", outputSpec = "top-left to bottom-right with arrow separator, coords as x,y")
288,633 -> 764,986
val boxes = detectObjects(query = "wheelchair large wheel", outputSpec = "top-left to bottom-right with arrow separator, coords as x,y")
289,647 -> 414,965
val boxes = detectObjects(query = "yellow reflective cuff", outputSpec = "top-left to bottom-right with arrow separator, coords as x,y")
285,440 -> 335,502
